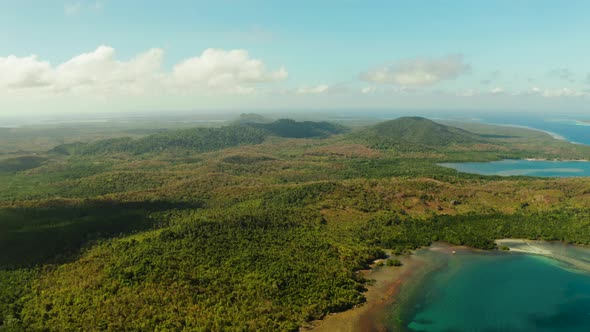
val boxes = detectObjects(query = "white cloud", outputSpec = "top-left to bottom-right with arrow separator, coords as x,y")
0,55 -> 53,88
361,54 -> 470,86
361,86 -> 377,94
54,46 -> 164,94
0,46 -> 287,96
296,84 -> 330,95
490,87 -> 505,95
172,49 -> 287,94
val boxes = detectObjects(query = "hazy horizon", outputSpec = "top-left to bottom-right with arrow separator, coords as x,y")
2,108 -> 589,126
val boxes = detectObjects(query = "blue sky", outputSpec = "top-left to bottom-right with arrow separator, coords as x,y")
1,0 -> 589,115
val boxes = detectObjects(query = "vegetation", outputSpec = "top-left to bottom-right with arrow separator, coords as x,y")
0,156 -> 46,173
251,119 -> 347,138
233,113 -> 273,124
16,207 -> 382,331
352,117 -> 484,150
386,259 -> 402,267
49,119 -> 346,156
52,125 -> 269,155
1,116 -> 590,331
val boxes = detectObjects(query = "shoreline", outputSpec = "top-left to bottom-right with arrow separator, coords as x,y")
482,122 -> 567,141
307,240 -> 590,331
305,243 -> 470,332
523,158 -> 589,162
443,158 -> 589,164
495,239 -> 590,273
303,254 -> 424,332
473,120 -> 587,146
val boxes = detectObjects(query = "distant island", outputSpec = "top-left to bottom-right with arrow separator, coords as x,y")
575,120 -> 590,126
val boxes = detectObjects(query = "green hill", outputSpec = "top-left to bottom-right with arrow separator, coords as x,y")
233,113 -> 273,124
355,117 -> 484,150
52,125 -> 268,155
251,119 -> 347,138
52,119 -> 346,155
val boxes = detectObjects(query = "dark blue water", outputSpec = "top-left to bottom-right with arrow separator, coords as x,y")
402,246 -> 590,332
439,160 -> 590,177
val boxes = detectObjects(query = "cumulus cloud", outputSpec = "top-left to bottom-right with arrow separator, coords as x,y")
173,49 -> 287,94
361,54 -> 470,86
52,46 -> 165,94
0,46 -> 287,95
0,55 -> 53,88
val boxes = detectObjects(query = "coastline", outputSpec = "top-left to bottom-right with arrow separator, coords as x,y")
483,122 -> 567,141
304,254 -> 425,332
305,243 -> 470,332
306,240 -> 590,331
524,158 -> 589,162
496,239 -> 590,273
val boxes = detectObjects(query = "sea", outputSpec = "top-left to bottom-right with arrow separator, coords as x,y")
394,243 -> 590,332
443,114 -> 590,146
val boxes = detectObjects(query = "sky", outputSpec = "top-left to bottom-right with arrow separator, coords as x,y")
1,0 -> 590,116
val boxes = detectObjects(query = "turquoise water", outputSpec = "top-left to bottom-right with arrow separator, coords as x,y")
402,247 -> 590,332
439,159 -> 590,177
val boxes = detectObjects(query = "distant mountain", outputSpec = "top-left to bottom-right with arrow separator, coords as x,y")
233,113 -> 273,125
52,125 -> 268,155
355,117 -> 484,150
251,119 -> 347,138
52,119 -> 346,155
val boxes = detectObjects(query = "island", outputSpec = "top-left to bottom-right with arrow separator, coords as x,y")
2,116 -> 590,331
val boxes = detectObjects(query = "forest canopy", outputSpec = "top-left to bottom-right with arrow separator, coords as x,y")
1,117 -> 590,331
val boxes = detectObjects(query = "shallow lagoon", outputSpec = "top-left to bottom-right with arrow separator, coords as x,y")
389,242 -> 590,332
439,159 -> 590,177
